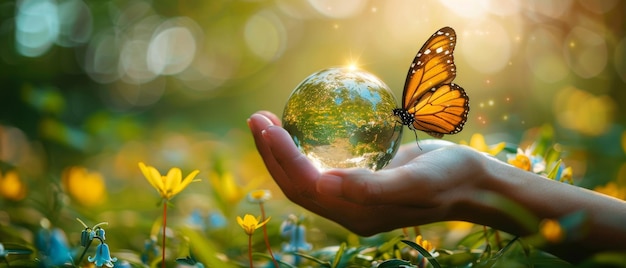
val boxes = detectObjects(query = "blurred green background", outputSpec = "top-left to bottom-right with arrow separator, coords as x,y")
1,0 -> 626,224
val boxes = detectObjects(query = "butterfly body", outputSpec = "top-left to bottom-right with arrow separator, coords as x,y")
396,27 -> 469,140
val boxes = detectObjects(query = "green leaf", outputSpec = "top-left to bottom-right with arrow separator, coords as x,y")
400,240 -> 442,268
477,243 -> 492,264
546,159 -> 562,180
291,252 -> 332,267
330,242 -> 346,268
377,235 -> 405,253
435,250 -> 476,266
503,142 -> 520,153
252,252 -> 298,268
175,256 -> 197,266
457,228 -> 495,249
179,228 -> 237,268
376,259 -> 416,268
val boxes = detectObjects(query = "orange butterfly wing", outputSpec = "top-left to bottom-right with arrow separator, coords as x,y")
400,27 -> 469,138
407,83 -> 469,138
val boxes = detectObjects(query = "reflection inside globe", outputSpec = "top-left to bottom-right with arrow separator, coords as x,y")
282,67 -> 403,171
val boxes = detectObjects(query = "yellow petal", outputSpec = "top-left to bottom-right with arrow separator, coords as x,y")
138,162 -> 151,181
164,167 -> 182,195
243,214 -> 258,225
508,154 -> 531,171
540,219 -> 564,243
469,133 -> 488,152
239,214 -> 259,235
487,142 -> 506,156
256,216 -> 271,230
139,162 -> 166,196
173,169 -> 200,195
0,170 -> 26,201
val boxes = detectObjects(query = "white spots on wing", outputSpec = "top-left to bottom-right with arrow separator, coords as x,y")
424,48 -> 431,55
436,47 -> 443,53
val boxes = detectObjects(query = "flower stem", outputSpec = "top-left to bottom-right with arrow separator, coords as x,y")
413,226 -> 421,237
162,201 -> 167,268
260,203 -> 279,268
76,238 -> 92,266
494,229 -> 502,249
248,234 -> 254,268
483,225 -> 489,246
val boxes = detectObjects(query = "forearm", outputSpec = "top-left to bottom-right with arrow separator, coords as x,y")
463,155 -> 626,261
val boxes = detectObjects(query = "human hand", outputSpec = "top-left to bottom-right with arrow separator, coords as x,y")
248,111 -> 490,236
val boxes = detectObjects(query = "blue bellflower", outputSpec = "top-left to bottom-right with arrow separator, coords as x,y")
88,242 -> 118,267
280,220 -> 312,252
141,238 -> 159,265
35,228 -> 73,266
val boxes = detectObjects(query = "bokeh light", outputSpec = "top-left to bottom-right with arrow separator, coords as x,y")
15,0 -> 59,57
614,36 -> 626,83
1,1 -> 626,264
2,0 -> 625,189
244,10 -> 287,61
563,26 -> 608,79
525,26 -> 569,83
148,17 -> 200,76
460,19 -> 512,74
307,0 -> 367,18
553,86 -> 616,136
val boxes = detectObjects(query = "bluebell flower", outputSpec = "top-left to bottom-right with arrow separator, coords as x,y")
141,238 -> 159,265
35,228 -> 73,266
186,210 -> 227,231
88,242 -> 118,267
280,217 -> 312,252
96,228 -> 106,240
186,209 -> 205,230
80,228 -> 95,247
208,211 -> 227,229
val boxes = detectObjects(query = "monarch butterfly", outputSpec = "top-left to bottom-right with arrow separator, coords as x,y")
393,26 -> 469,142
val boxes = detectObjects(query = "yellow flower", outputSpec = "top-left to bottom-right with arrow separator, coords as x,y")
508,153 -> 531,171
210,171 -> 243,204
558,166 -> 573,184
0,170 -> 26,201
507,146 -> 546,173
138,162 -> 200,200
62,166 -> 106,206
247,189 -> 271,204
594,182 -> 626,200
539,219 -> 564,243
460,133 -> 506,156
415,235 -> 435,253
237,214 -> 271,235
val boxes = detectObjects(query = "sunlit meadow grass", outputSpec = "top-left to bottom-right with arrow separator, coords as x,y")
1,125 -> 625,267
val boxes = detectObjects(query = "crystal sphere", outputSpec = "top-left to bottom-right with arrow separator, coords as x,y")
282,67 -> 403,171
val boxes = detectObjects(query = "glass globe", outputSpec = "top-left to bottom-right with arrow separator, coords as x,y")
282,67 -> 403,171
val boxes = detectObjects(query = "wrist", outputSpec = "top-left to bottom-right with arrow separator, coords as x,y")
449,152 -> 541,235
